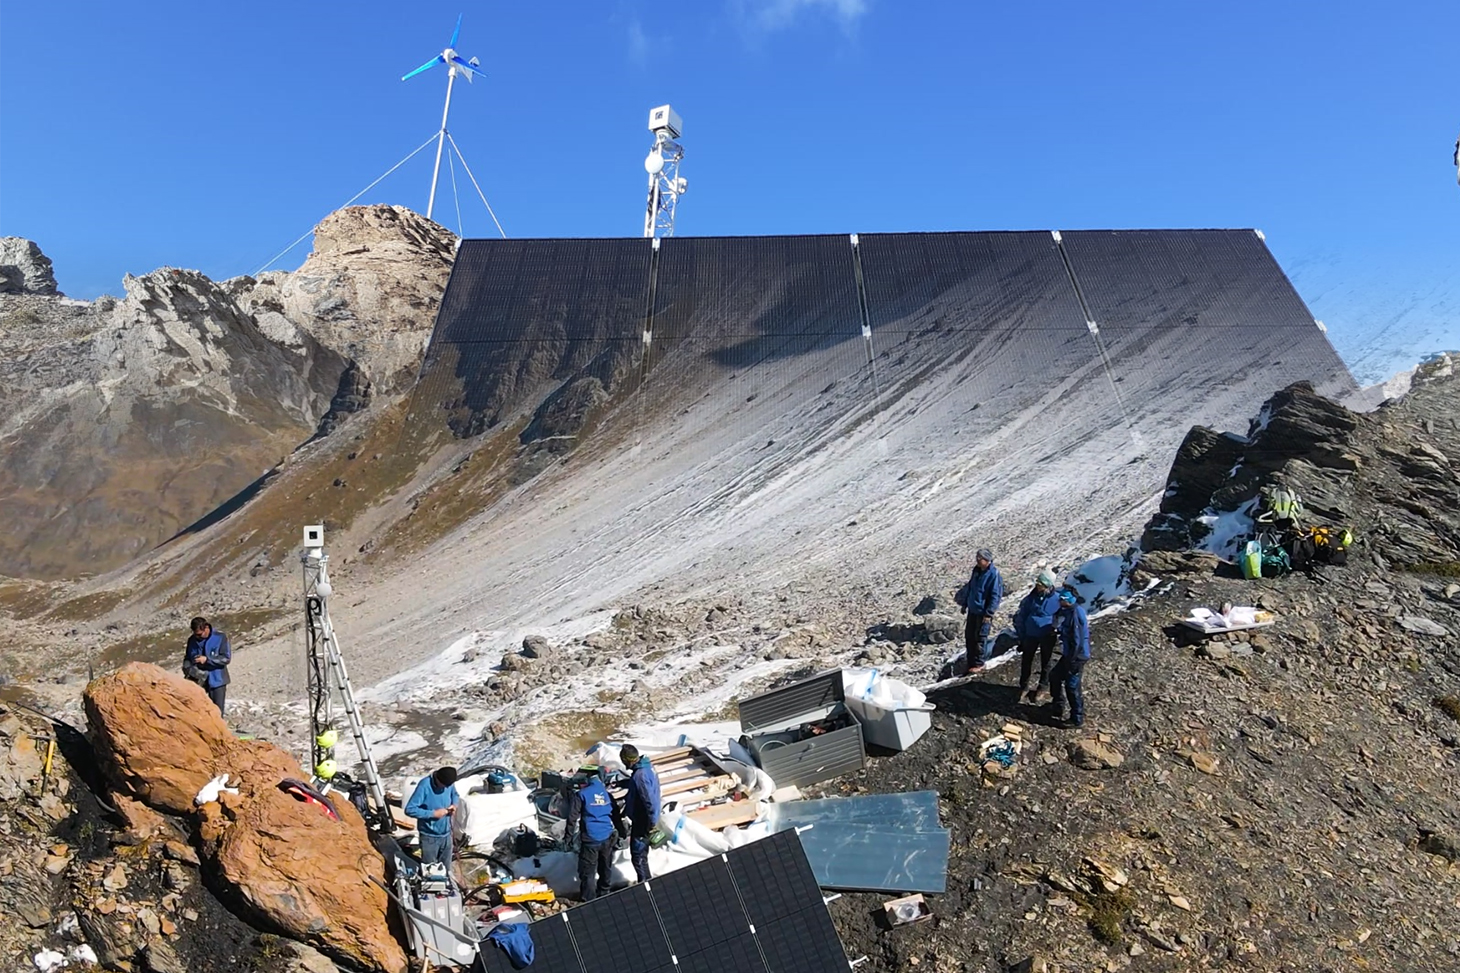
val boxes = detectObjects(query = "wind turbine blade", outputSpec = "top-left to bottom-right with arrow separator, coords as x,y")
401,55 -> 445,81
450,13 -> 462,48
449,55 -> 484,79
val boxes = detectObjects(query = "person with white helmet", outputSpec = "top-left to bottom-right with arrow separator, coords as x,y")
1012,571 -> 1063,703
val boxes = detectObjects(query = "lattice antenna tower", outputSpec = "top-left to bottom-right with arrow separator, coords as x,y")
643,105 -> 687,238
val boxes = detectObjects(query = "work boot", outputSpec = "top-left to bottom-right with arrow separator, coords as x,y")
1022,687 -> 1038,704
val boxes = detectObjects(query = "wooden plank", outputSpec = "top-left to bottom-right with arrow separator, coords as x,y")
390,807 -> 416,831
661,773 -> 735,797
687,801 -> 760,830
650,747 -> 694,763
657,764 -> 715,783
649,757 -> 700,775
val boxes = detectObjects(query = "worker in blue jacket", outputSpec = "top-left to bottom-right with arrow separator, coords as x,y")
1049,590 -> 1092,728
618,745 -> 661,882
957,548 -> 1004,673
566,773 -> 624,902
405,767 -> 461,870
185,616 -> 232,715
1013,571 -> 1063,704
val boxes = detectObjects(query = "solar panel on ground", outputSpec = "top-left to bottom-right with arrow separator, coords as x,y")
567,884 -> 673,973
474,830 -> 844,973
727,830 -> 824,928
649,856 -> 752,953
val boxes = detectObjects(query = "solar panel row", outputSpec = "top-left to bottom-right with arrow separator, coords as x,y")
409,230 -> 1355,446
475,830 -> 847,973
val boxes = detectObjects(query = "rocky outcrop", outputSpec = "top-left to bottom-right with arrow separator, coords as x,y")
233,205 -> 454,396
1143,382 -> 1368,552
0,268 -> 350,579
85,664 -> 406,973
1143,370 -> 1460,569
0,237 -> 59,295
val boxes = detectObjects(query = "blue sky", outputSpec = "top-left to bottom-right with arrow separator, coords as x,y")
1,0 -> 1456,381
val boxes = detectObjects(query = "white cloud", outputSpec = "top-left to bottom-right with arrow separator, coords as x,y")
734,0 -> 871,32
627,18 -> 651,66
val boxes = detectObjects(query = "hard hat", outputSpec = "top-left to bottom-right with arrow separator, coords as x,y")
316,728 -> 339,750
315,759 -> 338,780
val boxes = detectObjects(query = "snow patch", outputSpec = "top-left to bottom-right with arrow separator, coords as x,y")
1193,499 -> 1257,561
361,611 -> 616,704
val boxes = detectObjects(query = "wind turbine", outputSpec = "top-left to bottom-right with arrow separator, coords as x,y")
401,14 -> 484,221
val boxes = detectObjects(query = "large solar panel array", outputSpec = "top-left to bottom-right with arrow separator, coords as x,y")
475,830 -> 847,973
408,230 -> 1355,445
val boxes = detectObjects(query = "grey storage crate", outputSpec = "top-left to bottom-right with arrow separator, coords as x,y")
737,669 -> 865,789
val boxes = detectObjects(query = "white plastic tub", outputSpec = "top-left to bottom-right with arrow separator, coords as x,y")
844,696 -> 934,752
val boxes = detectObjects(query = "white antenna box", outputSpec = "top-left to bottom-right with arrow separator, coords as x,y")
648,105 -> 682,139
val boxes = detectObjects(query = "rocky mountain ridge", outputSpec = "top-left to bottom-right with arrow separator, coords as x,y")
0,206 -> 454,580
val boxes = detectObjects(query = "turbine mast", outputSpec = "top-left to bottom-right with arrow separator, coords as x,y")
427,69 -> 458,221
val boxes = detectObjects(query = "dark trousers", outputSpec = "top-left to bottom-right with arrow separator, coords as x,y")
1050,656 -> 1086,724
963,613 -> 992,671
629,820 -> 652,882
630,837 -> 651,882
1019,635 -> 1057,692
577,836 -> 615,901
207,685 -> 227,716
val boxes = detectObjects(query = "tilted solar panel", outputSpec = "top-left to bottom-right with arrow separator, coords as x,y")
475,830 -> 845,973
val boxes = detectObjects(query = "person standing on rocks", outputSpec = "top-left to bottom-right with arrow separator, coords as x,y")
406,767 -> 461,871
619,744 -> 662,883
957,548 -> 1004,674
184,616 -> 232,716
567,772 -> 624,902
1012,571 -> 1062,703
1049,590 -> 1091,728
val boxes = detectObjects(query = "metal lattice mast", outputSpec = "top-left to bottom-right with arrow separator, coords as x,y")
301,527 -> 392,831
643,105 -> 686,238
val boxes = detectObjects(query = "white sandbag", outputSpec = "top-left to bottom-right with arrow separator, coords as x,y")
659,809 -> 730,857
722,820 -> 772,849
459,787 -> 538,851
842,667 -> 929,711
584,741 -> 626,773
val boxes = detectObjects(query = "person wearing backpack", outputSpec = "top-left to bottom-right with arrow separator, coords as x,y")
183,616 -> 232,716
956,548 -> 1004,674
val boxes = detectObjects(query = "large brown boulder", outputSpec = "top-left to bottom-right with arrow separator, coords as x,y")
84,663 -> 235,813
85,664 -> 406,973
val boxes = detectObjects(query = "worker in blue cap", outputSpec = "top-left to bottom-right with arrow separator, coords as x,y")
1049,589 -> 1091,727
566,771 -> 625,901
